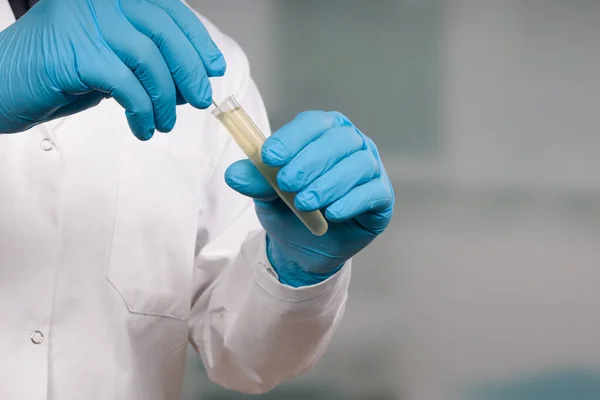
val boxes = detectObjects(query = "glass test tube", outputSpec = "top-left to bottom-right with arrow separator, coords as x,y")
211,95 -> 329,236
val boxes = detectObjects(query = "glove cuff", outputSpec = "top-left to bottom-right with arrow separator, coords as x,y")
266,234 -> 345,288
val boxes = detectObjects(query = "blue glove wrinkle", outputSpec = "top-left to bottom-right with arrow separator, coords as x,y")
275,125 -> 364,194
275,163 -> 309,193
294,150 -> 378,212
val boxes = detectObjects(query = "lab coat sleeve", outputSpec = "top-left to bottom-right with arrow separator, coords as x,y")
188,77 -> 351,394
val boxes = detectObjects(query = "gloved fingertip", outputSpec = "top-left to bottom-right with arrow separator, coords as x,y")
260,148 -> 277,167
206,52 -> 226,77
175,89 -> 187,106
276,174 -> 293,193
295,192 -> 317,212
226,173 -> 275,201
139,128 -> 154,141
157,115 -> 176,134
325,206 -> 345,222
126,111 -> 155,141
224,169 -> 244,190
224,160 -> 247,184
180,76 -> 213,110
328,111 -> 352,127
129,124 -> 154,141
261,140 -> 286,167
192,83 -> 213,109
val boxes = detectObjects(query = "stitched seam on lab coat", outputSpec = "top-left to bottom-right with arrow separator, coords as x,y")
104,131 -> 129,314
189,333 -> 209,344
159,342 -> 188,365
117,307 -> 189,321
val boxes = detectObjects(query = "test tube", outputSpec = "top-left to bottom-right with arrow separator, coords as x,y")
211,95 -> 329,236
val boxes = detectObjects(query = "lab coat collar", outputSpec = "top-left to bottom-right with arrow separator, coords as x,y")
0,0 -> 16,32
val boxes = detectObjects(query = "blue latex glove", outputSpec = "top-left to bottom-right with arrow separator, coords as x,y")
225,111 -> 394,287
0,0 -> 225,139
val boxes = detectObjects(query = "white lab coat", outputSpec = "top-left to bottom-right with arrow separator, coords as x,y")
0,3 -> 350,399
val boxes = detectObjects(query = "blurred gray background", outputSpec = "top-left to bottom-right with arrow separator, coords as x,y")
183,1 -> 600,399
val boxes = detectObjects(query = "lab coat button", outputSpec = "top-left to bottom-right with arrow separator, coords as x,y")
40,139 -> 54,151
30,330 -> 44,345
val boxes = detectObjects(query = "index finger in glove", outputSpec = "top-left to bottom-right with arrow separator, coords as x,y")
261,111 -> 348,167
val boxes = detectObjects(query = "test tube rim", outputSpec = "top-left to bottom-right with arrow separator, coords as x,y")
211,94 -> 240,116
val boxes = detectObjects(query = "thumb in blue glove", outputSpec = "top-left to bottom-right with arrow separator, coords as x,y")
225,110 -> 394,287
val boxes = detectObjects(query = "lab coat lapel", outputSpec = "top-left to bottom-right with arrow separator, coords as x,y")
0,0 -> 16,31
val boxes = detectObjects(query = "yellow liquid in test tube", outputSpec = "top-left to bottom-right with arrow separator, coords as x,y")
212,95 -> 328,236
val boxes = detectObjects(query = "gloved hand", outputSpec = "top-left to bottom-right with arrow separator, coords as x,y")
225,111 -> 394,287
0,0 -> 224,139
